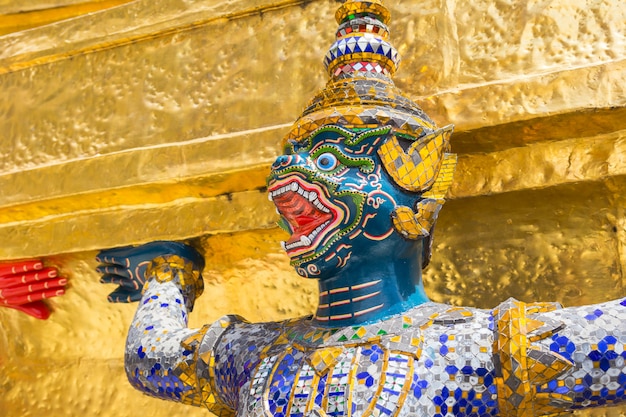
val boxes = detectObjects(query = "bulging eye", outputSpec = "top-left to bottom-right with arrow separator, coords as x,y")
315,152 -> 339,171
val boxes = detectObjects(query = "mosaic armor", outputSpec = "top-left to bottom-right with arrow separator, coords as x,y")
126,256 -> 626,417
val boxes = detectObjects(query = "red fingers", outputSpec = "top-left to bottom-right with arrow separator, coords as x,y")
0,288 -> 65,306
0,260 -> 43,277
0,259 -> 67,319
0,268 -> 58,289
0,277 -> 67,299
4,301 -> 52,320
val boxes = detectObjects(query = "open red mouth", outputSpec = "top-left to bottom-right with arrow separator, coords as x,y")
269,179 -> 340,254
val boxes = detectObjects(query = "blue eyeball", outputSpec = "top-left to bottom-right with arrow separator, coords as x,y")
315,152 -> 339,171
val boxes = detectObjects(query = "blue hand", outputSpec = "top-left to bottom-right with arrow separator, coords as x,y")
96,241 -> 204,303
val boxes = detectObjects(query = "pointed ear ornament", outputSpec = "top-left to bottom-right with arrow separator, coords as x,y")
378,125 -> 454,193
390,151 -> 457,240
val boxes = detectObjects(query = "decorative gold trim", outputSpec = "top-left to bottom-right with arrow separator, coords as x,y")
0,0 -> 133,36
378,126 -> 453,192
493,299 -> 573,417
145,254 -> 204,308
178,325 -> 210,406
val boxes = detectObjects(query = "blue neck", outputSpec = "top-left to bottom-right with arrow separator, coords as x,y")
313,239 -> 429,328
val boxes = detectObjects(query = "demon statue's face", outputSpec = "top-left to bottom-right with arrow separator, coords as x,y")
267,125 -> 421,279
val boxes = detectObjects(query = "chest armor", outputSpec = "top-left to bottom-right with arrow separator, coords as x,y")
231,304 -> 498,417
243,343 -> 420,417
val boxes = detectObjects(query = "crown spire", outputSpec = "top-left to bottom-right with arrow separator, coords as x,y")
283,0 -> 449,160
324,0 -> 399,80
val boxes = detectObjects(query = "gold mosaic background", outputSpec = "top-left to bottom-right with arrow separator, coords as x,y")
0,0 -> 625,416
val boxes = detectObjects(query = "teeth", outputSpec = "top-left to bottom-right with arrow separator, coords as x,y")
284,221 -> 332,251
312,221 -> 330,237
270,181 -> 331,213
314,201 -> 326,211
285,241 -> 300,250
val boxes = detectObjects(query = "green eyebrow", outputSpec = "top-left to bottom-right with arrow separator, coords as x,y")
311,145 -> 374,174
285,125 -> 393,154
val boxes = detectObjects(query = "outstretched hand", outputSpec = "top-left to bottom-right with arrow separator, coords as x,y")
0,259 -> 67,320
96,241 -> 204,303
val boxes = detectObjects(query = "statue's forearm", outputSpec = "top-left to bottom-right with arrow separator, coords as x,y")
532,298 -> 626,410
124,255 -> 207,406
492,297 -> 626,415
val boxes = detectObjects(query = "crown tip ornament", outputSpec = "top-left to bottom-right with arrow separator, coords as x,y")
326,0 -> 398,79
335,0 -> 391,25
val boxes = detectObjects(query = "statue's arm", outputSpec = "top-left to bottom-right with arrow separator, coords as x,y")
124,251 -> 208,407
98,242 -> 234,413
531,297 -> 626,411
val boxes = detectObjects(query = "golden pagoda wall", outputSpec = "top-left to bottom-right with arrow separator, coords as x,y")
0,0 -> 624,416
0,0 -> 135,35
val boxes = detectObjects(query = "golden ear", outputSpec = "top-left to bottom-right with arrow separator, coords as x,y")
391,200 -> 442,240
422,153 -> 457,200
390,152 -> 457,241
378,125 -> 453,192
